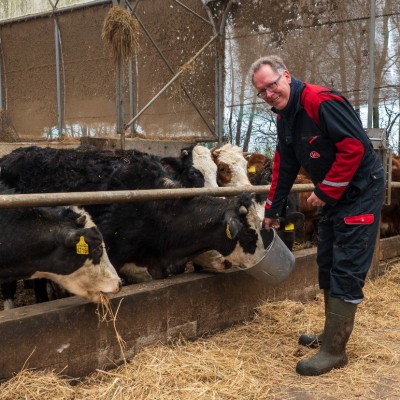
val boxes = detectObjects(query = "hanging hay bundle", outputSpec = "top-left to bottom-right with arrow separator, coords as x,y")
101,6 -> 139,63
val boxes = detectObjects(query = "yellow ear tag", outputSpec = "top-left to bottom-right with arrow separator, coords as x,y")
226,224 -> 232,239
284,223 -> 295,232
76,236 -> 89,255
248,166 -> 256,173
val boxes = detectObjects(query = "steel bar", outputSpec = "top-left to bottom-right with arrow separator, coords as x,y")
125,2 -> 215,135
116,59 -> 125,149
203,0 -> 236,143
124,33 -> 218,130
367,0 -> 376,128
173,0 -> 213,26
0,37 -> 2,108
3,181 -> 400,209
0,184 -> 319,209
54,17 -> 63,137
128,57 -> 134,137
216,0 -> 236,143
202,3 -> 218,140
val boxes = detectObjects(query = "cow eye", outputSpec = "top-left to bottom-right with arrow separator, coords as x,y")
91,245 -> 103,260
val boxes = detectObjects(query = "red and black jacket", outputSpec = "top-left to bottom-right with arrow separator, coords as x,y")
265,78 -> 382,219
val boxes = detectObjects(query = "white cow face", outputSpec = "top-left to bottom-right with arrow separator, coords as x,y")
224,200 -> 265,268
31,248 -> 121,303
192,145 -> 219,188
30,208 -> 121,303
212,144 -> 251,187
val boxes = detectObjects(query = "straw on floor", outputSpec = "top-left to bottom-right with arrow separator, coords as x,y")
1,263 -> 399,400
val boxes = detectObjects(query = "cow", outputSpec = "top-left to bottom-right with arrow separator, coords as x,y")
293,171 -> 319,247
0,146 -> 266,284
0,145 -> 205,194
180,145 -> 232,273
246,152 -> 273,189
190,144 -> 219,188
159,147 -> 205,188
211,145 -> 304,251
0,182 -> 121,310
380,153 -> 400,237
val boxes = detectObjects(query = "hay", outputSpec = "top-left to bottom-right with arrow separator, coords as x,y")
101,6 -> 139,63
96,294 -> 127,367
1,264 -> 400,400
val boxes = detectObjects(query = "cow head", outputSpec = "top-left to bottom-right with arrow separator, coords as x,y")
246,153 -> 273,186
191,145 -> 218,188
161,149 -> 205,188
224,194 -> 266,268
31,208 -> 121,303
212,144 -> 251,187
276,211 -> 305,251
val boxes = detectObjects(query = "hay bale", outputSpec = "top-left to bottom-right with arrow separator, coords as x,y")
101,6 -> 139,63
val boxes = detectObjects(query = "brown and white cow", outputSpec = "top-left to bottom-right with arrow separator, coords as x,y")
380,153 -> 400,237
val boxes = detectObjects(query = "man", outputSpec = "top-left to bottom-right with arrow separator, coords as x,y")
249,55 -> 385,376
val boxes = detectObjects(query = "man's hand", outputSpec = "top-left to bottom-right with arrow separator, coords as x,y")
307,192 -> 326,207
262,217 -> 280,231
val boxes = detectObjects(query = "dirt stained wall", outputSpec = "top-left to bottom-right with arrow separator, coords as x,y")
0,1 -> 217,140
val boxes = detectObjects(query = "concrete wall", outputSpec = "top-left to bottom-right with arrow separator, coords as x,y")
80,136 -> 197,157
0,141 -> 79,158
1,237 -> 398,380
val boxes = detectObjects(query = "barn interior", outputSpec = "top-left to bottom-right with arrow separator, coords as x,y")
0,0 -> 399,392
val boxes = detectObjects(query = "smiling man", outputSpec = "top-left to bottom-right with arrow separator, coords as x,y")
249,55 -> 385,376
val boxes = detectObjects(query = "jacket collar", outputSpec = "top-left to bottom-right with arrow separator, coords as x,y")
272,76 -> 305,117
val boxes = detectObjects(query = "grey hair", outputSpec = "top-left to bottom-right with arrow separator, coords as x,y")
249,55 -> 287,84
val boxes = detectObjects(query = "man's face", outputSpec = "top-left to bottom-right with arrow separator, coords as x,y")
253,64 -> 291,110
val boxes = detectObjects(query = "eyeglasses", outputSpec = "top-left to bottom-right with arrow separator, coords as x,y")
256,75 -> 282,98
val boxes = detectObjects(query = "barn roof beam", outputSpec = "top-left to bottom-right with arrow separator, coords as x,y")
173,0 -> 213,26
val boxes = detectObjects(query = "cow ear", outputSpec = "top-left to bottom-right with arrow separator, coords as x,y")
285,212 -> 305,228
63,230 -> 80,248
239,205 -> 248,215
160,157 -> 181,174
225,218 -> 243,240
181,148 -> 189,157
76,214 -> 87,227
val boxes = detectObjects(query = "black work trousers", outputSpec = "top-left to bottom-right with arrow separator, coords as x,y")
316,173 -> 385,303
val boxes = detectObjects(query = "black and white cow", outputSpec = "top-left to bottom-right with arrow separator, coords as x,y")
0,182 -> 121,309
211,144 -> 304,251
0,145 -> 204,195
0,146 -> 265,284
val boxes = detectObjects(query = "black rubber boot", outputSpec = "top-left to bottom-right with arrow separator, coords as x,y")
296,296 -> 357,376
298,289 -> 329,348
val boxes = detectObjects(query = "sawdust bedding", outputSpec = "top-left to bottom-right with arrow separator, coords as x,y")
0,263 -> 399,400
